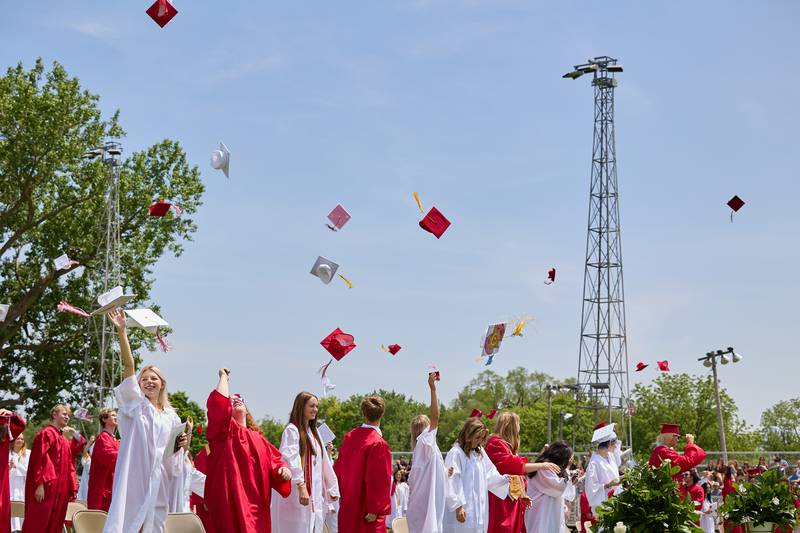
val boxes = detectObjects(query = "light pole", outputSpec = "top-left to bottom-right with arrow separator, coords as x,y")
546,384 -> 578,443
698,347 -> 742,463
558,410 -> 574,441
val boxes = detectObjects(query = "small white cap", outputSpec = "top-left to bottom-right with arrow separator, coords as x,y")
318,421 -> 336,444
0,304 -> 9,322
54,253 -> 72,271
591,423 -> 617,445
125,308 -> 169,334
92,286 -> 135,315
310,256 -> 339,284
210,141 -> 230,178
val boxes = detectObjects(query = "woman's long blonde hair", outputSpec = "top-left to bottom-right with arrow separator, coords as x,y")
138,365 -> 172,411
410,414 -> 431,451
493,411 -> 521,454
13,435 -> 27,457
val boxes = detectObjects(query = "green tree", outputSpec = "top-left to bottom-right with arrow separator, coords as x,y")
0,59 -> 204,418
260,415 -> 286,446
630,373 -> 749,455
760,398 -> 800,451
168,391 -> 207,456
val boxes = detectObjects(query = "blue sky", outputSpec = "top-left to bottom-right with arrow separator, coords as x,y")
3,1 -> 798,432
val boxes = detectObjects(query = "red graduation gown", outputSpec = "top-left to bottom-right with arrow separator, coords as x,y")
205,390 -> 291,533
485,435 -> 528,533
333,426 -> 392,533
86,430 -> 119,511
679,483 -> 704,508
191,447 -> 213,533
648,443 -> 706,479
22,425 -> 86,533
0,414 -> 26,533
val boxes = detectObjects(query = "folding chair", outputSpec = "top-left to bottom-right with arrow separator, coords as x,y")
71,510 -> 107,533
64,500 -> 88,532
391,517 -> 409,533
165,512 -> 207,533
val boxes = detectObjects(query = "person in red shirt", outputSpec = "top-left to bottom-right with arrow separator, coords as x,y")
0,410 -> 26,533
333,395 -> 392,533
679,469 -> 704,509
648,423 -> 706,479
86,407 -> 119,511
485,411 -> 560,533
205,368 -> 292,533
22,405 -> 86,533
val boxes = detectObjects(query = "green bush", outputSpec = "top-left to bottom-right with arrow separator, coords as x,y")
719,469 -> 797,529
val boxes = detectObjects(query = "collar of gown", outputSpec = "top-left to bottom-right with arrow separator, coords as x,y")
360,423 -> 382,437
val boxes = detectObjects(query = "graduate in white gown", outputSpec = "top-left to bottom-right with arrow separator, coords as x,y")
583,424 -> 622,518
167,449 -> 206,513
388,469 -> 409,527
524,441 -> 576,533
76,439 -> 93,501
103,309 -> 188,533
271,391 -> 340,533
699,484 -> 717,533
9,434 -> 29,532
407,372 -> 448,533
443,417 -> 509,533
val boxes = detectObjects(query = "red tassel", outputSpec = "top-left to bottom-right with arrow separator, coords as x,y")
57,301 -> 90,318
156,328 -> 172,352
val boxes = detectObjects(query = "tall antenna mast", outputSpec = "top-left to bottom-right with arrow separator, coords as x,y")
564,57 -> 633,449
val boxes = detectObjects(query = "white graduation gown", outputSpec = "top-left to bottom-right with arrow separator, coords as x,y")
323,497 -> 339,533
699,499 -> 717,533
271,423 -> 340,533
407,428 -> 448,533
584,452 -> 618,516
166,450 -> 206,513
389,481 -> 409,525
9,450 -> 29,531
443,443 -> 509,533
103,375 -> 183,533
77,452 -> 91,501
524,470 -> 575,533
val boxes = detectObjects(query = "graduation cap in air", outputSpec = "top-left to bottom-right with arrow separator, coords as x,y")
210,141 -> 230,177
0,304 -> 8,322
320,328 -> 356,361
310,256 -> 339,285
635,361 -> 648,372
727,195 -> 745,221
545,268 -> 556,285
146,0 -> 178,27
326,204 -> 351,232
149,201 -> 182,217
73,407 -> 93,422
419,207 -> 451,239
657,360 -> 670,372
126,308 -> 171,352
481,323 -> 506,365
382,344 -> 401,355
92,286 -> 135,315
54,253 -> 78,271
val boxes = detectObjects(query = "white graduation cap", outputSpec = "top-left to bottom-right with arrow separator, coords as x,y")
73,407 -> 92,422
54,253 -> 74,271
0,304 -> 9,322
310,256 -> 339,285
91,286 -> 135,315
318,421 -> 336,445
125,308 -> 169,334
591,423 -> 617,445
210,141 -> 230,178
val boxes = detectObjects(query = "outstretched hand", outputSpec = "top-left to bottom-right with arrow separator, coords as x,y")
428,371 -> 438,389
219,368 -> 230,378
536,462 -> 561,475
278,466 -> 291,481
106,308 -> 126,330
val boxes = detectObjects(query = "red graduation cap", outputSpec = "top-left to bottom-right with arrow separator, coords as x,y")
149,200 -> 182,217
387,344 -> 401,355
427,365 -> 441,381
320,328 -> 356,361
545,268 -> 556,285
659,422 -> 680,435
195,424 -> 204,435
727,195 -> 745,212
635,361 -> 648,372
594,422 -> 607,431
419,207 -> 451,239
326,204 -> 351,231
486,408 -> 498,419
470,409 -> 483,418
146,0 -> 178,27
657,360 -> 670,372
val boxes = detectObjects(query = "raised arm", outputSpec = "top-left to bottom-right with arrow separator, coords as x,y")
107,309 -> 134,378
216,367 -> 231,398
427,372 -> 439,430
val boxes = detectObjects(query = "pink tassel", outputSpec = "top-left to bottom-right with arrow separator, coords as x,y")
57,301 -> 90,318
156,328 -> 172,352
172,205 -> 183,216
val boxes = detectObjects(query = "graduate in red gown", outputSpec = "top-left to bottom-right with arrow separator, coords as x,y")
22,405 -> 86,533
86,407 -> 119,511
485,412 -> 560,533
0,409 -> 26,533
333,394 -> 392,533
205,368 -> 292,533
648,423 -> 706,479
722,464 -> 744,533
191,444 -> 213,532
679,469 -> 704,509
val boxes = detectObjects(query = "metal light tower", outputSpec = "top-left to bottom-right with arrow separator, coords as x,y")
698,347 -> 743,462
564,56 -> 633,449
82,142 -> 124,407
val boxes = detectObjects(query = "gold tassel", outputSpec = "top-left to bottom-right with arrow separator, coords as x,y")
413,192 -> 424,213
338,274 -> 353,289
